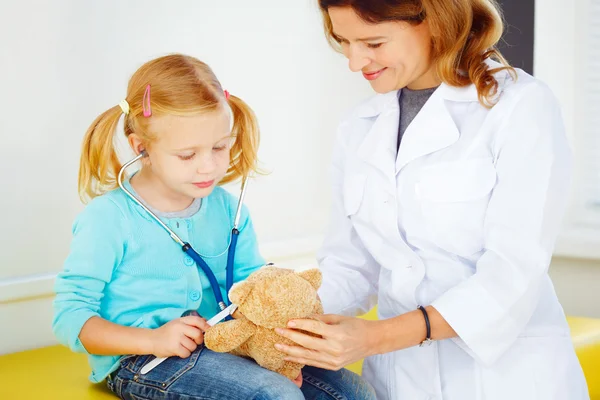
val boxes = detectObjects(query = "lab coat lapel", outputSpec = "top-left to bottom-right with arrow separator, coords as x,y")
354,92 -> 416,279
355,91 -> 399,184
395,87 -> 460,173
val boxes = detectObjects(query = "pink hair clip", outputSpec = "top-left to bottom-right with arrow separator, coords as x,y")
142,84 -> 152,117
224,90 -> 230,100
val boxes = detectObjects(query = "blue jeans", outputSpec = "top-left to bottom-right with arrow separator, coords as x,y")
107,346 -> 376,399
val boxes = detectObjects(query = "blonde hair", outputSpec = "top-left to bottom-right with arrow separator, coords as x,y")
78,54 -> 260,202
318,0 -> 517,107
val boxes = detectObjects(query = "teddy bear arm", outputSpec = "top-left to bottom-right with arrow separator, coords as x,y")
277,360 -> 303,381
244,328 -> 303,378
204,319 -> 257,353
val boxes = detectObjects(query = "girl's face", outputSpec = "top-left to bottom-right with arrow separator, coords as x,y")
328,6 -> 439,92
131,108 -> 234,202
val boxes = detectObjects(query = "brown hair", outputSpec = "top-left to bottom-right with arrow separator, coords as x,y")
78,54 -> 260,202
318,0 -> 516,107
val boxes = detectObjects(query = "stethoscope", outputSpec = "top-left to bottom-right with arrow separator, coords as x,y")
117,151 -> 248,313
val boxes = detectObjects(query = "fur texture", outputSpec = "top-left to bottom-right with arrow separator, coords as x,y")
204,266 -> 323,379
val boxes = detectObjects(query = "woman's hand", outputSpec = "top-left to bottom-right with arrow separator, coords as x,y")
274,314 -> 378,371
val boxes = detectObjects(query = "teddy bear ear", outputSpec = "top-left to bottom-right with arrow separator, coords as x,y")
297,268 -> 322,290
229,280 -> 254,304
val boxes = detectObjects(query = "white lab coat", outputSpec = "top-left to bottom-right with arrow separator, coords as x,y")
317,62 -> 590,400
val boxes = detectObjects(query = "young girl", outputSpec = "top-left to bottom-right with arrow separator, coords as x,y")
52,54 -> 375,400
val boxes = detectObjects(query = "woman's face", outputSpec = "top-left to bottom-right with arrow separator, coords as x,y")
328,6 -> 439,92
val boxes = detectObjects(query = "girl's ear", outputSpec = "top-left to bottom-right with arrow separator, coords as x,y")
128,133 -> 146,155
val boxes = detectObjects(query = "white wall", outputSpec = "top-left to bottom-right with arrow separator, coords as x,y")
0,2 -> 370,290
535,0 -> 600,318
2,0 -> 599,355
533,0 -> 579,224
0,0 -> 372,354
550,257 -> 600,319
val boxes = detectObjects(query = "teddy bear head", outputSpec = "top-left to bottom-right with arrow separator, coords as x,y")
228,266 -> 322,329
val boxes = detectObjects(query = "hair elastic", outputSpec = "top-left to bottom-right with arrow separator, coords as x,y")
118,99 -> 130,115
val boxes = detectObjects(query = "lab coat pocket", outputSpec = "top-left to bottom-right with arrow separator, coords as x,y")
417,158 -> 496,256
527,336 -> 587,400
342,173 -> 367,217
479,336 -> 571,400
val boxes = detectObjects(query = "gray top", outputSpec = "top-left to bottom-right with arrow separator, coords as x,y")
151,198 -> 202,219
129,182 -> 202,219
397,86 -> 438,150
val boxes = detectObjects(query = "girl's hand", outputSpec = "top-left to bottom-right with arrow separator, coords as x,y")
275,314 -> 378,371
150,316 -> 210,358
231,308 -> 245,319
291,372 -> 303,388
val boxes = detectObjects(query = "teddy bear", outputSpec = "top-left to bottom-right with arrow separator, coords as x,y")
204,266 -> 323,380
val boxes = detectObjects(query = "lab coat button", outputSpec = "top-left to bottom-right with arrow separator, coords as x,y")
184,256 -> 194,266
189,291 -> 200,301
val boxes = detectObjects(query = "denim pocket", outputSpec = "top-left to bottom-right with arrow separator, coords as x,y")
123,347 -> 203,391
130,394 -> 151,400
123,354 -> 150,372
119,354 -> 137,368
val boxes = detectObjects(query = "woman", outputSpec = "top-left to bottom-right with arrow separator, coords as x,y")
274,1 -> 590,399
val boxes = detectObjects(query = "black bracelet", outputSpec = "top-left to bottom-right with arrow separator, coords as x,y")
417,305 -> 432,347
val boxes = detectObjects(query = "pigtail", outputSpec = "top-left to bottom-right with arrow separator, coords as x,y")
221,94 -> 261,184
78,106 -> 125,202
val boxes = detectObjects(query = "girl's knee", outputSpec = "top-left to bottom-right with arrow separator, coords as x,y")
252,379 -> 304,400
340,369 -> 377,400
355,379 -> 377,400
302,366 -> 377,400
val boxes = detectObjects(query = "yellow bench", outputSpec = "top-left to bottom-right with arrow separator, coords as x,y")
1,312 -> 598,399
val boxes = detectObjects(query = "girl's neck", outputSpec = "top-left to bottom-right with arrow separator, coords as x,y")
130,169 -> 195,213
